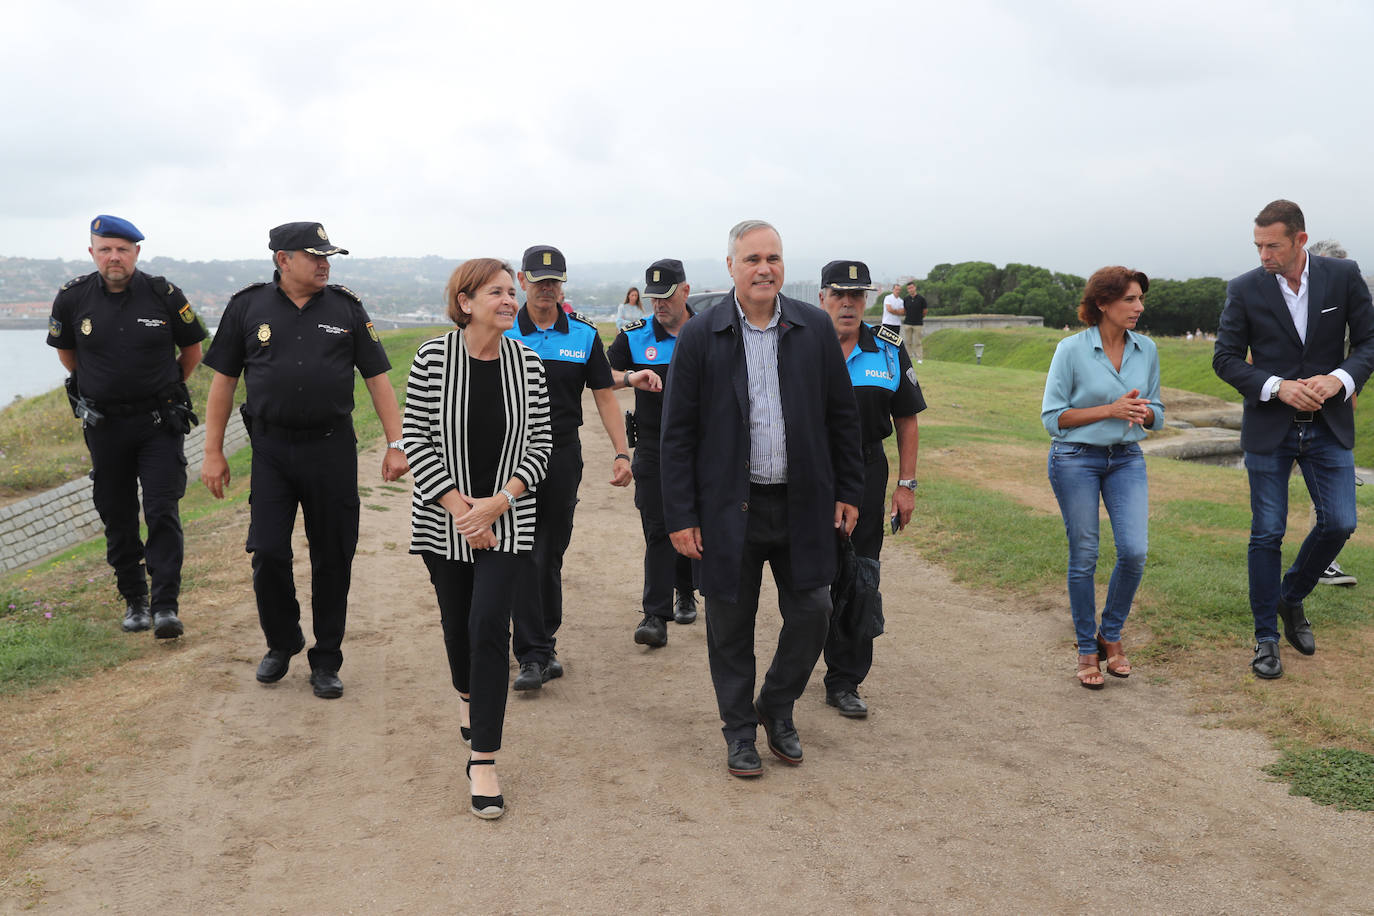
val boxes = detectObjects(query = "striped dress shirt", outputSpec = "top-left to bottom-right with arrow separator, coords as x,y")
736,295 -> 788,483
403,330 -> 552,561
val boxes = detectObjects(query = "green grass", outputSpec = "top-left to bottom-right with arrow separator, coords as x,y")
1264,746 -> 1374,810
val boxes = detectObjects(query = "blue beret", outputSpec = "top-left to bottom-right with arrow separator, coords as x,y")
90,215 -> 144,243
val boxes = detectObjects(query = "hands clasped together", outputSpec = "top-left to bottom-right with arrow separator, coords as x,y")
1275,375 -> 1344,411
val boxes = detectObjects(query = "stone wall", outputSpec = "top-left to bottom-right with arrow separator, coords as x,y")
0,412 -> 248,573
921,315 -> 1044,335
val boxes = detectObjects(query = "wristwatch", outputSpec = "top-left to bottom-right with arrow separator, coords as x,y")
896,478 -> 918,490
1267,378 -> 1284,400
499,488 -> 517,509
387,439 -> 403,450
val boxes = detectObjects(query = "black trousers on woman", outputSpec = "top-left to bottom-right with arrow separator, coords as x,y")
422,550 -> 531,753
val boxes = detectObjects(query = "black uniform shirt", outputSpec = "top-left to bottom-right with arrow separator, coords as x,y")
203,280 -> 390,428
504,306 -> 613,447
605,308 -> 693,448
845,323 -> 926,442
47,270 -> 206,403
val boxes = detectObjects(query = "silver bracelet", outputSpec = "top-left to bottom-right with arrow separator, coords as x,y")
499,488 -> 516,509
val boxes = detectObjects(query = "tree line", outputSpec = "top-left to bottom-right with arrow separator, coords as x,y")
918,261 -> 1227,336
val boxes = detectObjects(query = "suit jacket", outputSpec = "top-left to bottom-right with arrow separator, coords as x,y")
660,292 -> 864,601
1213,255 -> 1374,452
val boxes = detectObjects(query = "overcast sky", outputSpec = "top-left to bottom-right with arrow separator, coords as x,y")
5,0 -> 1372,283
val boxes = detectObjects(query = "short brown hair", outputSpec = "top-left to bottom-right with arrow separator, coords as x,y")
1255,199 -> 1305,238
1078,266 -> 1149,326
444,258 -> 515,328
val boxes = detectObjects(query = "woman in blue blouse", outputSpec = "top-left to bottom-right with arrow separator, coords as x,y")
1042,267 -> 1163,689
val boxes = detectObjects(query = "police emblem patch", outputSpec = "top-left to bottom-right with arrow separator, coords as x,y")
80,318 -> 92,336
317,226 -> 327,239
257,323 -> 272,344
92,218 -> 101,231
645,345 -> 658,360
653,270 -> 660,282
542,253 -> 552,266
48,317 -> 62,337
907,367 -> 918,386
848,265 -> 858,280
179,303 -> 196,324
366,321 -> 379,342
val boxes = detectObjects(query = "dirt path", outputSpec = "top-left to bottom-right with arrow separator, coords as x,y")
6,388 -> 1374,914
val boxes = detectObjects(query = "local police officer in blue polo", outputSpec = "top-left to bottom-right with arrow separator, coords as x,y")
505,244 -> 632,691
199,222 -> 408,700
608,258 -> 698,648
816,259 -> 924,718
47,215 -> 207,638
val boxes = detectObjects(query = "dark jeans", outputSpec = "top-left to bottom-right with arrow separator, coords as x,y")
512,441 -> 583,665
634,454 -> 694,619
84,414 -> 188,612
705,484 -> 831,743
1245,418 -> 1357,643
245,426 -> 359,672
824,447 -> 888,692
422,550 -> 530,754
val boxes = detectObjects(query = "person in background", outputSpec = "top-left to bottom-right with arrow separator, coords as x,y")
403,258 -> 551,820
901,280 -> 928,364
1042,266 -> 1162,689
47,215 -> 206,638
880,282 -> 905,330
616,286 -> 646,331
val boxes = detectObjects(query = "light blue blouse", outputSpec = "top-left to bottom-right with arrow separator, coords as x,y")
1041,327 -> 1164,444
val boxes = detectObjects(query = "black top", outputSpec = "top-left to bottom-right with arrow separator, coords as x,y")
47,270 -> 207,403
901,293 -> 927,326
203,280 -> 391,428
464,356 -> 506,498
503,306 -> 614,447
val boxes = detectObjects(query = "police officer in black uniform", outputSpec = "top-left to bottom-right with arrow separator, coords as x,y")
607,258 -> 698,648
816,259 -> 924,718
503,245 -> 632,691
47,215 -> 206,637
199,222 -> 408,699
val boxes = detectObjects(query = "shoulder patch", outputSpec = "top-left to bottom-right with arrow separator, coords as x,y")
59,273 -> 93,292
570,311 -> 598,329
329,284 -> 362,303
622,318 -> 647,332
875,324 -> 903,347
229,281 -> 268,300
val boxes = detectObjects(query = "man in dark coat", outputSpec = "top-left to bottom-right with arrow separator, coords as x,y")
1213,199 -> 1374,679
661,220 -> 863,777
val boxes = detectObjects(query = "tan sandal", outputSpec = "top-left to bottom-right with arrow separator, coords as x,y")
1076,653 -> 1104,689
1097,636 -> 1131,678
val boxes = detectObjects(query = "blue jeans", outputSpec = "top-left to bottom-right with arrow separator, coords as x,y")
1048,442 -> 1149,656
1244,419 -> 1357,644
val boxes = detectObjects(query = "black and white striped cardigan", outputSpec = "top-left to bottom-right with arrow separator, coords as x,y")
403,330 -> 551,561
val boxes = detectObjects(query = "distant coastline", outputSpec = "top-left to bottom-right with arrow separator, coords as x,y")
0,318 -> 46,330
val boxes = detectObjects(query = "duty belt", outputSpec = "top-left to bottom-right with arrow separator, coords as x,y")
248,416 -> 340,442
94,397 -> 160,417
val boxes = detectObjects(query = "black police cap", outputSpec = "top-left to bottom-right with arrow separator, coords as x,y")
821,259 -> 877,290
521,245 -> 567,281
268,222 -> 348,256
643,258 -> 686,299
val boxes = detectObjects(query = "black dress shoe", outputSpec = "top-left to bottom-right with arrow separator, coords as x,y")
256,645 -> 302,683
309,669 -> 344,699
726,739 -> 763,777
1277,597 -> 1316,655
1252,642 -> 1283,679
513,661 -> 543,691
634,614 -> 668,648
825,689 -> 869,718
674,590 -> 698,624
755,701 -> 803,764
152,610 -> 183,639
543,655 -> 563,680
121,596 -> 152,633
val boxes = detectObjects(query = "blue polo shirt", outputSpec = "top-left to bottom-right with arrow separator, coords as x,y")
505,305 -> 613,447
846,323 -> 925,444
606,310 -> 693,447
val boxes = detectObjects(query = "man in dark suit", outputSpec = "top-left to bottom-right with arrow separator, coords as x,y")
661,220 -> 863,777
1213,199 -> 1374,679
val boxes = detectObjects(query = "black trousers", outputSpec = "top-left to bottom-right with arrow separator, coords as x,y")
245,426 -> 358,672
824,448 -> 888,693
512,441 -> 582,666
705,484 -> 831,743
634,449 -> 694,620
83,414 -> 187,612
422,550 -> 530,754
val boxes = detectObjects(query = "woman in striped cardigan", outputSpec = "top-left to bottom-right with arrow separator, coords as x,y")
403,258 -> 551,819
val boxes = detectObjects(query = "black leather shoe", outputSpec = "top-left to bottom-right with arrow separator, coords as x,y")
309,669 -> 344,699
543,655 -> 563,680
726,739 -> 763,777
256,648 -> 298,684
1277,597 -> 1315,655
513,661 -> 544,691
152,610 -> 183,639
826,689 -> 869,718
121,596 -> 152,633
634,614 -> 668,648
755,701 -> 803,764
674,590 -> 698,624
1252,642 -> 1283,679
